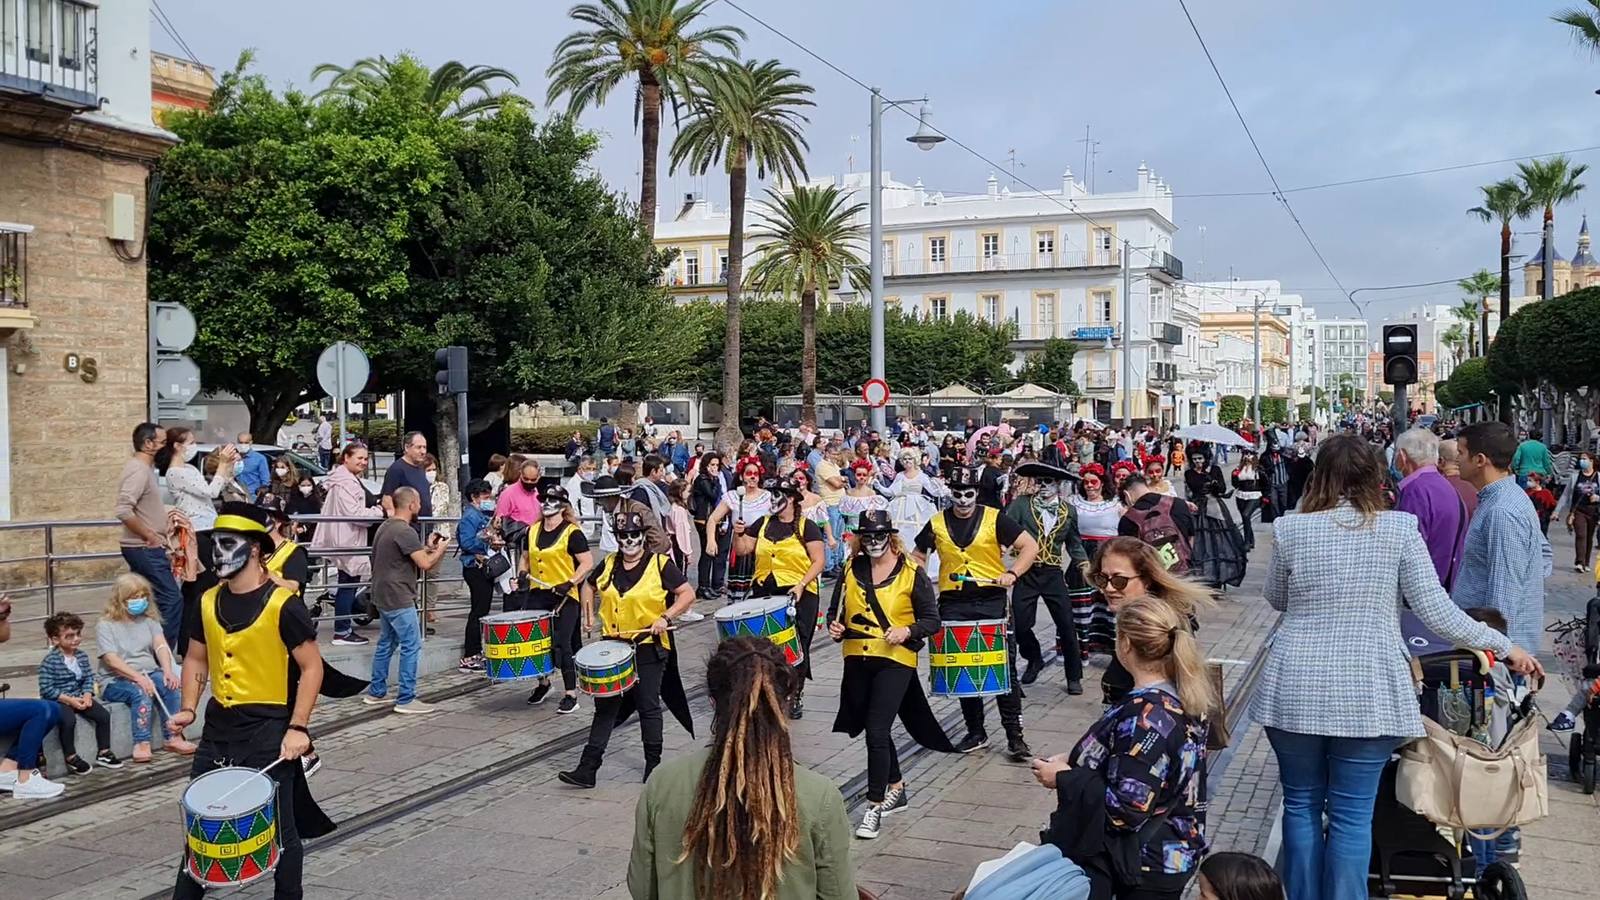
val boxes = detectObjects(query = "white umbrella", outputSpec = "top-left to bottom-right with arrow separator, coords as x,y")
1176,423 -> 1255,448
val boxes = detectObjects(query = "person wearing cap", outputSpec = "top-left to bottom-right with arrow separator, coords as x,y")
734,476 -> 826,719
167,502 -> 333,900
582,473 -> 671,557
913,466 -> 1040,761
521,485 -> 595,714
829,507 -> 953,838
1004,461 -> 1090,695
558,511 -> 696,788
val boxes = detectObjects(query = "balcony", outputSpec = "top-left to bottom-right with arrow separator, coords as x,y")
1155,322 -> 1183,345
1150,250 -> 1183,281
0,223 -> 38,331
0,0 -> 99,111
1083,371 -> 1115,390
888,249 -> 1121,279
1149,361 -> 1178,383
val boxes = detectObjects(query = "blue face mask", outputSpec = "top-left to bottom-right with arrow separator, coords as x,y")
478,499 -> 495,512
126,597 -> 150,616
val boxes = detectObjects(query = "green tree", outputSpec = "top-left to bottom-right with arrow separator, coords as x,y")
1454,269 -> 1499,357
149,55 -> 449,435
1441,322 -> 1467,367
668,59 -> 813,449
746,185 -> 869,427
546,0 -> 744,242
1259,397 -> 1288,424
1517,155 -> 1588,299
1447,357 -> 1496,407
310,55 -> 522,120
1218,395 -> 1247,424
1434,380 -> 1454,410
1016,339 -> 1081,394
1554,2 -> 1600,52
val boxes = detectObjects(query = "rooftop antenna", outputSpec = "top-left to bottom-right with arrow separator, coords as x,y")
847,134 -> 859,174
1076,126 -> 1100,193
1006,148 -> 1026,189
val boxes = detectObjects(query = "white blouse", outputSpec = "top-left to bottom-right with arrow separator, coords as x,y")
720,489 -> 772,526
1069,495 -> 1123,539
166,464 -> 229,531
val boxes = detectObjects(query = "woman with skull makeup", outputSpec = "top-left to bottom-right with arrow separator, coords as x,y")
827,508 -> 952,840
734,476 -> 827,719
520,485 -> 595,715
1002,461 -> 1090,696
558,511 -> 698,789
876,447 -> 947,553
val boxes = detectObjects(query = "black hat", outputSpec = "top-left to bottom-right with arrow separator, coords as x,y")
1014,461 -> 1074,482
214,501 -> 275,548
855,509 -> 895,535
946,466 -> 982,488
542,485 -> 571,506
581,475 -> 626,498
255,492 -> 292,522
612,511 -> 645,535
760,475 -> 801,497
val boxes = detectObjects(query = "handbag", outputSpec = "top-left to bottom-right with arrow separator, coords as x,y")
1395,712 -> 1548,837
485,550 -> 513,581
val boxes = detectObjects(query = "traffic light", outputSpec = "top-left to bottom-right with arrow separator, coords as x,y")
434,346 -> 468,394
1382,324 -> 1417,386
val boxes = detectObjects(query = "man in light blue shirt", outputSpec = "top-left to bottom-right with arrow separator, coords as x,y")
233,431 -> 271,500
1451,422 -> 1551,652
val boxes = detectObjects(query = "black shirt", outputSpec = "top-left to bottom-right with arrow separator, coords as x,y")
183,579 -> 319,739
974,464 -> 1005,509
588,553 -> 688,595
534,523 -> 590,556
914,508 -> 1026,555
381,458 -> 432,518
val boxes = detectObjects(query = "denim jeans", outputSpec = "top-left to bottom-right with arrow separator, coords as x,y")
825,504 -> 846,570
369,607 -> 422,705
1468,828 -> 1520,876
102,676 -> 183,744
1267,728 -> 1404,900
334,570 -> 361,637
121,546 -> 184,648
0,699 -> 59,769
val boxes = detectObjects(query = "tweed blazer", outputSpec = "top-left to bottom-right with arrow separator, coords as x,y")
1250,504 -> 1513,739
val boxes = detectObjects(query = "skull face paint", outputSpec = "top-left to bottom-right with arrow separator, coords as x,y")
1035,479 -> 1060,503
860,533 -> 891,558
211,533 -> 256,578
950,488 -> 979,512
618,531 -> 646,558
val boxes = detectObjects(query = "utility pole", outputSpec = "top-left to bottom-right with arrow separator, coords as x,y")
1122,238 -> 1133,429
1251,292 -> 1262,428
869,89 -> 885,436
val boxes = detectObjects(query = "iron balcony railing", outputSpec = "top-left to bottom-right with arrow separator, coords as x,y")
1083,371 -> 1115,389
0,0 -> 98,110
888,249 -> 1122,277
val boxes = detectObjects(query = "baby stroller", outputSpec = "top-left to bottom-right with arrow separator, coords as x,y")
1551,590 -> 1600,794
1367,612 -> 1529,900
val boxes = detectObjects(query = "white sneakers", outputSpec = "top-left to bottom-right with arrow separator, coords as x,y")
0,768 -> 65,800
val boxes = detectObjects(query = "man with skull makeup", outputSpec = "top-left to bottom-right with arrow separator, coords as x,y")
734,476 -> 826,719
558,511 -> 697,788
828,509 -> 952,839
168,502 -> 334,900
1003,461 -> 1090,695
914,467 -> 1041,762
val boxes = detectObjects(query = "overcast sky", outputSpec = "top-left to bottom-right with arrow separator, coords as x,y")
150,0 -> 1600,323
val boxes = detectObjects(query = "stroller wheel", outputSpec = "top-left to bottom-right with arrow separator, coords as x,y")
1476,860 -> 1528,900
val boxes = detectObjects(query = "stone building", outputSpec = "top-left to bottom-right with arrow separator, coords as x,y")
1521,215 -> 1600,297
0,0 -> 175,544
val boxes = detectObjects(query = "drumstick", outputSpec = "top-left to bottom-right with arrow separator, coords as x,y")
204,758 -> 287,810
611,625 -> 681,638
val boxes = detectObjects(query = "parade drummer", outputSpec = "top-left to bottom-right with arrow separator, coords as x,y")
828,509 -> 952,840
167,502 -> 334,900
1003,461 -> 1090,696
734,475 -> 826,720
520,485 -> 594,715
558,511 -> 696,789
913,466 -> 1040,762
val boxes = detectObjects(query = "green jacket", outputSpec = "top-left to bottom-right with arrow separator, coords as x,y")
1004,495 -> 1090,570
628,748 -> 859,900
1511,439 -> 1555,479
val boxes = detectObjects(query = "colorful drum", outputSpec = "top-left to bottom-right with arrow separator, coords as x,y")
575,639 -> 637,697
181,766 -> 279,887
714,596 -> 804,666
480,611 -> 555,682
929,618 -> 1011,697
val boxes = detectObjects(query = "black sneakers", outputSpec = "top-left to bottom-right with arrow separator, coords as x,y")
94,750 -> 125,770
1006,733 -> 1033,763
557,694 -> 579,714
1020,662 -> 1040,685
527,681 -> 552,706
953,732 -> 991,754
63,755 -> 92,776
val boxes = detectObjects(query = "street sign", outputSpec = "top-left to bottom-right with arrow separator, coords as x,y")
1072,326 -> 1115,341
861,378 -> 891,408
151,303 -> 196,352
154,356 -> 202,404
317,341 -> 370,400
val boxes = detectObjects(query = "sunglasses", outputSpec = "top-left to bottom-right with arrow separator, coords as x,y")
1090,572 -> 1139,591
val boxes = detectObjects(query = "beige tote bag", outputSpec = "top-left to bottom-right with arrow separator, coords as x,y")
1395,714 -> 1547,838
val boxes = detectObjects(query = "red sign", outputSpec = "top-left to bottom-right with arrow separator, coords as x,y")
861,378 -> 891,408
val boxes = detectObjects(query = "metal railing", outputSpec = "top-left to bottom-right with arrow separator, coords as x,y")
1083,371 -> 1115,389
888,250 -> 1122,277
0,0 -> 98,110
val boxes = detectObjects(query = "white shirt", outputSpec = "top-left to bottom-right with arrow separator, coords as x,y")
165,463 -> 230,531
316,421 -> 333,450
720,489 -> 772,526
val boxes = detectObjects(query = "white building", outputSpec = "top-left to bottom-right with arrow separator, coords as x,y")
1305,316 -> 1369,417
1169,286 -> 1218,425
1186,280 -> 1311,394
1214,332 -> 1259,399
652,162 -> 1188,424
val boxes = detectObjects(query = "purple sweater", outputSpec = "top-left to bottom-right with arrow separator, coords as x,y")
1395,465 -> 1468,590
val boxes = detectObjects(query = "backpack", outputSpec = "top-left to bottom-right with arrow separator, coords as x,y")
1130,496 -> 1191,575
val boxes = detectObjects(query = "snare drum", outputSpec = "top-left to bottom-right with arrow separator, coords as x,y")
929,618 -> 1010,697
181,766 -> 279,887
480,611 -> 555,682
714,596 -> 804,666
574,640 -> 637,697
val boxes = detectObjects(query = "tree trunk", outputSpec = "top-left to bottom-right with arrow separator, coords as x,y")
249,386 -> 306,446
639,74 -> 661,243
1499,222 -> 1513,423
1542,206 -> 1555,301
715,152 -> 748,453
800,283 -> 817,428
433,391 -> 461,514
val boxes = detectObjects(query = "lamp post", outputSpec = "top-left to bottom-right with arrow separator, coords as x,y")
1122,238 -> 1133,429
870,89 -> 943,436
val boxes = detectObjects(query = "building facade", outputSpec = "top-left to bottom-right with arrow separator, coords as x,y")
1,0 -> 175,526
150,50 -> 215,124
1306,317 -> 1368,415
1521,215 -> 1600,298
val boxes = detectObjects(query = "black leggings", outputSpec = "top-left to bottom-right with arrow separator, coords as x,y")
1013,565 -> 1081,681
55,699 -> 112,756
585,644 -> 666,760
1235,498 -> 1261,549
461,565 -> 496,657
855,657 -> 913,803
529,591 -> 582,692
696,519 -> 727,591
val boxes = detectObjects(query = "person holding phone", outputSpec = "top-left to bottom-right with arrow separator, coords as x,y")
363,487 -> 450,714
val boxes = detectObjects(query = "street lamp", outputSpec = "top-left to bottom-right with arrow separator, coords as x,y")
870,91 -> 942,435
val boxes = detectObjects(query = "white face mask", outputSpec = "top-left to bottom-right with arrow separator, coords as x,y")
861,533 -> 891,558
238,444 -> 253,455
299,484 -> 314,496
274,466 -> 288,477
425,471 -> 437,484
618,532 -> 646,557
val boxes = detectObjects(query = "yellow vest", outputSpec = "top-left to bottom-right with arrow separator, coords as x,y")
597,553 -> 673,649
200,583 -> 296,708
753,517 -> 812,588
528,521 -> 578,598
928,508 -> 1005,584
265,540 -> 297,578
840,558 -> 920,668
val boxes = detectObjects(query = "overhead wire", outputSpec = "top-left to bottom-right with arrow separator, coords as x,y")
150,1 -> 202,64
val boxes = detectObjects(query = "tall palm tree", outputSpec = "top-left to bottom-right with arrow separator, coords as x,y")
1553,2 -> 1600,53
1516,155 -> 1588,300
1453,269 -> 1500,358
311,55 -> 521,119
746,185 -> 868,427
669,60 -> 813,449
547,0 -> 744,242
1468,178 -> 1531,423
1441,323 -> 1467,367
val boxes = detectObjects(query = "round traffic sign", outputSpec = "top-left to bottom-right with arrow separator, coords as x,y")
861,378 -> 891,408
151,304 -> 197,352
154,355 -> 202,404
316,341 -> 371,401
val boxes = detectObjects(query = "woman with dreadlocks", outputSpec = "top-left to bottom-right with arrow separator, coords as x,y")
627,637 -> 858,900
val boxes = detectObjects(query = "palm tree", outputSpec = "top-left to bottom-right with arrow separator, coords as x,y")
1453,269 -> 1500,358
669,60 -> 813,450
547,0 -> 745,242
745,185 -> 868,427
1468,178 -> 1531,423
1553,2 -> 1600,53
1441,323 -> 1467,367
1516,155 -> 1588,300
311,55 -> 521,119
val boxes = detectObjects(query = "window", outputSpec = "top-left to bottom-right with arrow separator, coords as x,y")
981,232 -> 1000,259
684,251 -> 700,285
1092,290 -> 1114,325
928,236 -> 947,270
882,240 -> 895,276
25,0 -> 49,63
981,293 -> 1001,325
716,250 -> 729,282
57,0 -> 83,69
927,295 -> 948,321
1093,227 -> 1114,262
1149,286 -> 1166,321
1036,230 -> 1055,265
1035,292 -> 1056,330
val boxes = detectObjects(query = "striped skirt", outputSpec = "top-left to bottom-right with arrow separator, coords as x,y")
1071,536 -> 1116,653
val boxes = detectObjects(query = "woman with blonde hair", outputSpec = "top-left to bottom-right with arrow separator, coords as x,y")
97,573 -> 195,762
1089,535 -> 1214,708
1032,597 -> 1215,899
628,636 -> 857,900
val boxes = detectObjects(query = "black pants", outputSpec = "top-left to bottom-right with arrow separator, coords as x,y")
55,698 -> 112,756
856,657 -> 912,803
1012,565 -> 1082,681
585,644 -> 666,760
941,597 -> 1024,739
460,564 -> 496,658
172,720 -> 301,900
1084,858 -> 1191,900
529,592 -> 582,692
1575,509 -> 1598,568
1235,498 -> 1260,550
695,519 -> 727,592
